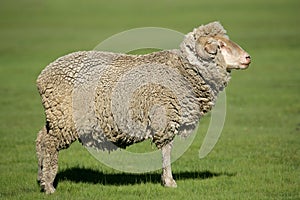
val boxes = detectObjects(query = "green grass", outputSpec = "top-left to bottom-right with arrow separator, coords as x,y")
0,0 -> 299,199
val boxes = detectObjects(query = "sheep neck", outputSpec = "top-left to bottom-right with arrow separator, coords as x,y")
179,45 -> 231,100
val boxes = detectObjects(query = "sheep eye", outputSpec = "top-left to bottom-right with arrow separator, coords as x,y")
219,41 -> 226,48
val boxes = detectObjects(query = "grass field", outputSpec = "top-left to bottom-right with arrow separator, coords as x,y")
0,0 -> 299,199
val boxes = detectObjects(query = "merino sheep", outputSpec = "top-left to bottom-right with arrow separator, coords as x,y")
36,21 -> 251,194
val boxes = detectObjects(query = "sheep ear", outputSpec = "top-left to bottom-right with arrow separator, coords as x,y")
204,41 -> 218,55
196,37 -> 218,60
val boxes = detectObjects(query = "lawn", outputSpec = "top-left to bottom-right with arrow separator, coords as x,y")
0,0 -> 299,199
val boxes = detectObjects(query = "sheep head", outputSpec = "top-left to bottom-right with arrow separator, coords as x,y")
181,21 -> 251,72
196,35 -> 251,71
194,22 -> 251,71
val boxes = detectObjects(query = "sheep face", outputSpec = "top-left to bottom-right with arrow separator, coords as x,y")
196,35 -> 251,71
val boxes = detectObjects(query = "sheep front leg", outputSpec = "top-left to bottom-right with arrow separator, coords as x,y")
161,142 -> 177,188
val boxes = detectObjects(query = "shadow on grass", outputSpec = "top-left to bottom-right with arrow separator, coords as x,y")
54,167 -> 236,187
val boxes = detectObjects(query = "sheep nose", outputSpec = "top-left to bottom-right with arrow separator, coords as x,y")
245,54 -> 251,64
243,54 -> 251,65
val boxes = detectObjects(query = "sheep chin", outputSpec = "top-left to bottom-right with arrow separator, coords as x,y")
226,64 -> 242,70
239,63 -> 250,70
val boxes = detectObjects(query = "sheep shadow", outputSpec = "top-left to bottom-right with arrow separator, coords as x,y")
54,167 -> 235,187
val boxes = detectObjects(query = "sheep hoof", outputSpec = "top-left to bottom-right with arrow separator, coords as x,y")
41,183 -> 56,194
162,178 -> 177,188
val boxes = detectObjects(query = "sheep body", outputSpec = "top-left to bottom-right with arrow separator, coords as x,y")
36,22 -> 250,193
38,50 -> 216,149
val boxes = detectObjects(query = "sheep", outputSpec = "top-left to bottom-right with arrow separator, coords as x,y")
36,21 -> 251,194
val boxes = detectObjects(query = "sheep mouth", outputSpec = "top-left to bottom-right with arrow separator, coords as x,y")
226,63 -> 249,71
239,63 -> 250,69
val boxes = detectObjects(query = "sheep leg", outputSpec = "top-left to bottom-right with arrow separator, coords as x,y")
161,142 -> 177,188
36,126 -> 47,183
39,134 -> 59,194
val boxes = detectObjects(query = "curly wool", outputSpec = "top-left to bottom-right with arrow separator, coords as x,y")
36,22 -> 231,152
74,51 -> 202,150
193,21 -> 227,38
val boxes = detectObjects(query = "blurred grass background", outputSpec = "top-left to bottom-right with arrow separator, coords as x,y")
0,0 -> 299,199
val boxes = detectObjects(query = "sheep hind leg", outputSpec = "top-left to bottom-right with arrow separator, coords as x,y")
36,126 -> 47,183
40,134 -> 59,194
161,141 -> 177,188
